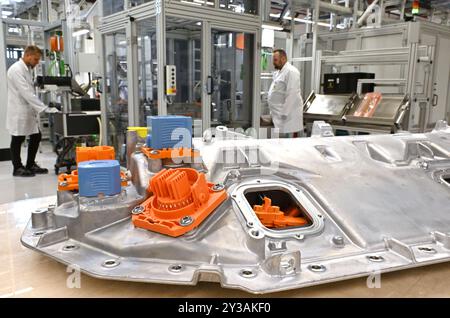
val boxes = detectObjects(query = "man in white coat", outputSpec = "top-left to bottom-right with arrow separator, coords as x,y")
268,49 -> 304,138
6,45 -> 56,177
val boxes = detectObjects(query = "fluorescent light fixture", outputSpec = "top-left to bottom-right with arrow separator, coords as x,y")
72,29 -> 90,37
262,23 -> 283,31
2,11 -> 13,16
269,13 -> 346,29
262,28 -> 275,48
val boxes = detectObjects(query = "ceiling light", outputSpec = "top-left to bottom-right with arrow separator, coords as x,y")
262,23 -> 283,31
72,29 -> 90,37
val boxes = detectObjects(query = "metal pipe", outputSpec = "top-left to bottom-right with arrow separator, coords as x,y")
311,0 -> 320,92
290,0 -> 363,16
319,0 -> 361,16
357,0 -> 379,27
353,0 -> 359,29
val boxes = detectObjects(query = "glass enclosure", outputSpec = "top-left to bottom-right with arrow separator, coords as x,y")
4,23 -> 45,68
104,31 -> 128,158
166,18 -> 202,120
211,29 -> 254,129
102,0 -> 125,16
137,17 -> 158,125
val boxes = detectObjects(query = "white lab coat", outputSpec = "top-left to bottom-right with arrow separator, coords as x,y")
6,59 -> 46,136
268,62 -> 303,134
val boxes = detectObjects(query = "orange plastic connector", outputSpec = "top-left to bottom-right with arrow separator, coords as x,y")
132,168 -> 227,237
76,146 -> 115,164
58,170 -> 79,191
253,197 -> 308,228
58,170 -> 128,191
141,147 -> 200,160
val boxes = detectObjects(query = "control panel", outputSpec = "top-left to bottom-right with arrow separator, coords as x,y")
165,65 -> 177,96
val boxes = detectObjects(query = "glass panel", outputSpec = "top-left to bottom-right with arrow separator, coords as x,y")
137,17 -> 158,125
219,0 -> 258,14
5,24 -> 45,69
129,0 -> 153,7
166,17 -> 202,120
102,0 -> 125,16
104,31 -> 128,157
211,30 -> 254,129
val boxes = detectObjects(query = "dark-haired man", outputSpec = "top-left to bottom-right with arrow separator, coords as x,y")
268,49 -> 303,138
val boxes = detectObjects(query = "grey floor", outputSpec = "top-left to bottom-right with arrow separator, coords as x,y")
0,141 -> 58,204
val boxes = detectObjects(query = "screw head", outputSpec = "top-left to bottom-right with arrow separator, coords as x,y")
332,235 -> 345,246
212,183 -> 225,192
180,216 -> 193,226
132,206 -> 144,215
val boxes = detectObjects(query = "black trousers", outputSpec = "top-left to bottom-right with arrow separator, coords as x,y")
10,132 -> 41,171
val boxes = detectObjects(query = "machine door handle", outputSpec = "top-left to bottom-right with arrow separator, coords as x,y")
206,76 -> 214,95
432,94 -> 438,107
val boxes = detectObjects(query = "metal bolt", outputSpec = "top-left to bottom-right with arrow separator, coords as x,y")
367,255 -> 385,262
180,216 -> 193,226
240,269 -> 256,278
332,236 -> 345,246
132,206 -> 144,215
419,161 -> 429,170
169,264 -> 184,272
308,264 -> 326,272
212,183 -> 225,192
102,259 -> 120,268
59,181 -> 68,187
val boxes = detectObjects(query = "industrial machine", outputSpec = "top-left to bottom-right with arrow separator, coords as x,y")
303,91 -> 410,134
323,72 -> 374,95
21,116 -> 450,294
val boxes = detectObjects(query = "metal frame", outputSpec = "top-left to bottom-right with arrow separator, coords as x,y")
97,0 -> 262,140
297,20 -> 450,134
0,19 -> 9,150
126,17 -> 140,125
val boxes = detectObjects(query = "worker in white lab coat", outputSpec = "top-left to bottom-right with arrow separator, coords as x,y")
6,45 -> 58,177
267,49 -> 304,137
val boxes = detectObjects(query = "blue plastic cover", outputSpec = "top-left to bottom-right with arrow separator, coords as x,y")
146,115 -> 192,149
78,160 -> 121,197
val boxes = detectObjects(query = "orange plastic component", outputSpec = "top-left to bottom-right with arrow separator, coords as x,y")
58,146 -> 125,192
58,170 -> 79,191
76,146 -> 115,164
58,170 -> 128,191
353,92 -> 382,118
141,147 -> 200,160
132,168 -> 227,237
50,35 -> 64,52
253,197 -> 308,228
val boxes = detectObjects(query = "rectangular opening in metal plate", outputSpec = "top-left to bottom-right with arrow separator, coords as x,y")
244,189 -> 313,230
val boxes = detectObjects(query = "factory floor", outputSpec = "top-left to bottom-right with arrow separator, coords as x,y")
1,142 -> 450,298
